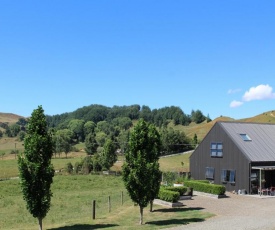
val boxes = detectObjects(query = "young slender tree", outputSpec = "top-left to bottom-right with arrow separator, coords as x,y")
18,106 -> 54,230
122,119 -> 161,225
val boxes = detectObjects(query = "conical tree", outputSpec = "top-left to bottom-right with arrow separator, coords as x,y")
122,119 -> 161,225
18,106 -> 54,230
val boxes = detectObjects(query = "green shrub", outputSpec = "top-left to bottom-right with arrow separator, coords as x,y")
71,146 -> 79,152
81,156 -> 93,174
74,161 -> 82,174
65,162 -> 73,174
158,188 -> 180,202
184,180 -> 225,195
163,186 -> 187,196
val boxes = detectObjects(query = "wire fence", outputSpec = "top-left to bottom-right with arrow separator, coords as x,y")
90,190 -> 132,219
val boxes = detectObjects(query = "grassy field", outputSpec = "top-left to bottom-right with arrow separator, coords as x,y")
0,174 -> 213,230
159,153 -> 191,172
0,137 -> 24,156
0,151 -> 191,179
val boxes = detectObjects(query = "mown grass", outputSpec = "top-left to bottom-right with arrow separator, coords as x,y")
0,175 -> 213,230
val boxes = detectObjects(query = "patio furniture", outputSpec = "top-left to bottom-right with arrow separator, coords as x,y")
258,188 -> 270,196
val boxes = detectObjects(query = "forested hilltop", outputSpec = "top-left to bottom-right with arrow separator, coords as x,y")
0,104 -> 210,162
46,104 -> 210,128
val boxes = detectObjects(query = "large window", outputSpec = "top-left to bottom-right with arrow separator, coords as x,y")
205,167 -> 215,180
210,142 -> 223,157
221,169 -> 235,184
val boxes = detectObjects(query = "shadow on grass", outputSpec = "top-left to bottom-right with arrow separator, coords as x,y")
49,223 -> 119,230
153,207 -> 204,213
146,218 -> 205,226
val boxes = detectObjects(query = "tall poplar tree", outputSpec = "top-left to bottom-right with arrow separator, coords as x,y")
122,119 -> 161,225
18,106 -> 54,230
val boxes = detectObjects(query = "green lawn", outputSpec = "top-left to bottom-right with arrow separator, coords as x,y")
0,175 -> 213,230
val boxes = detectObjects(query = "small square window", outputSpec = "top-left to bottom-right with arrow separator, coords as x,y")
210,142 -> 223,157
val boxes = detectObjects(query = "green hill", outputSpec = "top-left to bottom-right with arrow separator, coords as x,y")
1,109 -> 275,153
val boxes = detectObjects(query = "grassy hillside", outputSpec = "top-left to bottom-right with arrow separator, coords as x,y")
169,110 -> 275,142
239,110 -> 275,123
169,116 -> 234,141
0,113 -> 23,124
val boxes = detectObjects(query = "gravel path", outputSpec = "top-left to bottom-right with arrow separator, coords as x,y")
166,192 -> 275,230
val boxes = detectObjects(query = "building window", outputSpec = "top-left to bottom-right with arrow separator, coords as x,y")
210,142 -> 223,157
240,134 -> 252,141
221,169 -> 235,184
205,167 -> 215,180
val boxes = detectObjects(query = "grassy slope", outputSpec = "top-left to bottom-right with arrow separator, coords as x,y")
159,153 -> 191,172
169,110 -> 275,141
0,113 -> 23,124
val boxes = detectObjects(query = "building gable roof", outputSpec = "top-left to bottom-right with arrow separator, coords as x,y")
219,122 -> 275,162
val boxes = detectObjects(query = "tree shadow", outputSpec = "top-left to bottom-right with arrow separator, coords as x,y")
146,218 -> 205,226
153,207 -> 204,213
48,223 -> 119,230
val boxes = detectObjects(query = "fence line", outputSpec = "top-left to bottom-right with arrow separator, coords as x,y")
91,190 -> 132,219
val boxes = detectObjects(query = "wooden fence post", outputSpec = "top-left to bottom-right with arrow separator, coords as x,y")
108,196 -> 111,213
92,200 -> 96,219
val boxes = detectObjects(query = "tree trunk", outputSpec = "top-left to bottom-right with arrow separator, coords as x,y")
139,205 -> 143,225
38,217 -> 42,230
150,200 -> 153,212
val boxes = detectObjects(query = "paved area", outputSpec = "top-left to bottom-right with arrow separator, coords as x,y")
166,192 -> 275,230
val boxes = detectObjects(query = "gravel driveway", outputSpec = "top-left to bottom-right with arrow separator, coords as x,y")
167,192 -> 275,230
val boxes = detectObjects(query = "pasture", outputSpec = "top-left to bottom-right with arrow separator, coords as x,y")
0,151 -> 212,230
0,174 -> 213,230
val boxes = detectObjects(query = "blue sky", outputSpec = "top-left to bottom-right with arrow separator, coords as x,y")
1,1 -> 275,119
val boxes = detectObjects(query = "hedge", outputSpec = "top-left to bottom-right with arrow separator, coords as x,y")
158,187 -> 180,202
162,186 -> 187,196
184,180 -> 225,195
195,180 -> 210,184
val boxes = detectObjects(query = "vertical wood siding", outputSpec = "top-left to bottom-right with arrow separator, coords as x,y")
190,122 -> 251,192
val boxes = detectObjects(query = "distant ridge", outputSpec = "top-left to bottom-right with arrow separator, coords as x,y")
0,113 -> 24,123
1,109 -> 275,141
172,111 -> 275,141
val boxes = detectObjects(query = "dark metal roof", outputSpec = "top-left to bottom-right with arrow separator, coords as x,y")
219,122 -> 275,162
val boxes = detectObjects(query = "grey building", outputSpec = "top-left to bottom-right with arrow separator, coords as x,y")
190,121 -> 275,194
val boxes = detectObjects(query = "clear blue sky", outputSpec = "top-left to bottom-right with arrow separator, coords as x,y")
1,1 -> 275,119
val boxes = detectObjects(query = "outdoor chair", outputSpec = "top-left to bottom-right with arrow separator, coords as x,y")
258,188 -> 270,195
270,187 -> 275,196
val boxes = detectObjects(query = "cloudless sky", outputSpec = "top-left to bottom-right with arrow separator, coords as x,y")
1,1 -> 275,119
